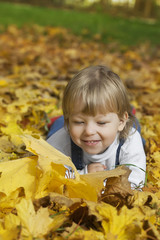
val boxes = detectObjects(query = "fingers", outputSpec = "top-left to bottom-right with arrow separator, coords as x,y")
87,163 -> 107,173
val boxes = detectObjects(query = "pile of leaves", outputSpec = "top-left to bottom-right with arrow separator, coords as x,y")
0,25 -> 160,239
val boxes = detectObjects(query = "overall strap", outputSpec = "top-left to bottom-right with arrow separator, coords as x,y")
71,139 -> 83,170
115,138 -> 125,166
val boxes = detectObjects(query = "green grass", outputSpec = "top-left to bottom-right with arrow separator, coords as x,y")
0,2 -> 160,46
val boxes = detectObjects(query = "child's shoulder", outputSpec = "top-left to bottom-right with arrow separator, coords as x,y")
123,127 -> 144,149
47,127 -> 71,155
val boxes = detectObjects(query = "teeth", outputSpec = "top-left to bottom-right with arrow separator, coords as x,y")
84,140 -> 99,143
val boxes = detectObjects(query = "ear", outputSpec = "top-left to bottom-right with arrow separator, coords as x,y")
118,112 -> 128,132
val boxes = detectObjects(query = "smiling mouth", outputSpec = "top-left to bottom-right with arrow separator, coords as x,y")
82,140 -> 100,145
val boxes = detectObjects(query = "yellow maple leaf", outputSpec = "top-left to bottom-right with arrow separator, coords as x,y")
21,135 -> 99,201
0,225 -> 20,240
34,162 -> 98,201
0,156 -> 38,198
64,177 -> 98,201
4,212 -> 21,230
97,203 -> 143,240
35,164 -> 67,198
0,188 -> 24,214
21,134 -> 80,179
0,121 -> 24,146
0,210 -> 21,240
16,198 -> 67,238
0,134 -> 97,202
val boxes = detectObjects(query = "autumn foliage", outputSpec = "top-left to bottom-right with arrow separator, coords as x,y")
0,25 -> 160,239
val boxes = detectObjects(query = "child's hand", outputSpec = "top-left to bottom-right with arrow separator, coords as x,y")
87,163 -> 107,173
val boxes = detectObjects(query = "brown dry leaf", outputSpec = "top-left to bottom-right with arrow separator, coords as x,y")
99,166 -> 133,208
50,193 -> 103,222
80,165 -> 130,197
69,201 -> 103,232
49,192 -> 77,208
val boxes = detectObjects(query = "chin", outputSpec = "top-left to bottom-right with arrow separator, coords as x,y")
84,149 -> 100,155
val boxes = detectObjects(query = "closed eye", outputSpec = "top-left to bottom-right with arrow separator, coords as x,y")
97,122 -> 108,125
73,121 -> 84,124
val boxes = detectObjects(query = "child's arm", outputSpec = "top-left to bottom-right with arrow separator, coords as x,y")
119,130 -> 146,189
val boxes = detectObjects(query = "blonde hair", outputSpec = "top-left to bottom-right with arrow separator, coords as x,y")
62,65 -> 135,139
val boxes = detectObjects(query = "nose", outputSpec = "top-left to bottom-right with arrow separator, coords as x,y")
84,122 -> 96,135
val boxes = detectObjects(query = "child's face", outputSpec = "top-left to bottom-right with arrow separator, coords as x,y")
68,111 -> 128,155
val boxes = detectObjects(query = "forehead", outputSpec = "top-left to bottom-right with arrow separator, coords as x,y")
70,97 -> 112,116
70,103 -> 110,117
70,111 -> 119,122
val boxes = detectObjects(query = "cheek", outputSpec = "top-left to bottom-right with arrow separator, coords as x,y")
69,126 -> 80,138
102,125 -> 119,138
68,126 -> 74,137
103,130 -> 116,140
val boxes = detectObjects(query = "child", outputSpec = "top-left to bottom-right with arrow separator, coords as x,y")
47,65 -> 146,189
